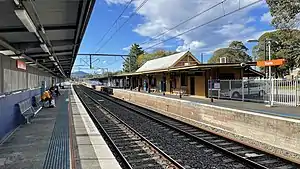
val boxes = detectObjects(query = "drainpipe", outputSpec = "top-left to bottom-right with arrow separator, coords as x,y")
179,72 -> 182,98
210,68 -> 214,102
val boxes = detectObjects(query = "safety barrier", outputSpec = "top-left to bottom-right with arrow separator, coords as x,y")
208,78 -> 300,107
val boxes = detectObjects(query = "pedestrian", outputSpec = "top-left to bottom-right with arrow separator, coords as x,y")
41,87 -> 55,108
54,85 -> 61,96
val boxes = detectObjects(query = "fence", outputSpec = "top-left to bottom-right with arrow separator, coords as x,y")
208,78 -> 300,107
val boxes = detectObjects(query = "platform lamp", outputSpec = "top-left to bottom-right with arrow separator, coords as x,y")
247,38 -> 273,79
248,38 -> 275,107
210,68 -> 213,103
247,39 -> 260,72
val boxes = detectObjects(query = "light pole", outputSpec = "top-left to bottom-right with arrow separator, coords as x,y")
247,39 -> 260,71
248,39 -> 274,106
247,39 -> 273,78
267,39 -> 272,79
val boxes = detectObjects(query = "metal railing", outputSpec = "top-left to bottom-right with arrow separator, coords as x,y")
208,78 -> 300,107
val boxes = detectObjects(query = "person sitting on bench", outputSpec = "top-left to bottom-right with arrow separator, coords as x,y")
41,87 -> 55,108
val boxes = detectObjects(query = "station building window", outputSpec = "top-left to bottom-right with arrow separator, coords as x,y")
181,74 -> 187,86
151,78 -> 156,87
219,73 -> 234,79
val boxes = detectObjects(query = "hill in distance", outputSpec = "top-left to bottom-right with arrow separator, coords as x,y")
71,71 -> 88,78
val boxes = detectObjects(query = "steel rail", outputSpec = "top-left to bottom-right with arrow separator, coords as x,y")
73,87 -> 133,169
86,86 -> 270,169
78,86 -> 186,169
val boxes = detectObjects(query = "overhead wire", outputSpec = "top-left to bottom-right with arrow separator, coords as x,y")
140,0 -> 229,45
143,0 -> 263,51
93,0 -> 134,51
94,0 -> 149,53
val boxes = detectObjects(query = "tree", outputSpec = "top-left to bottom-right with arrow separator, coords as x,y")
85,74 -> 94,78
252,45 -> 260,62
123,43 -> 144,72
137,50 -> 179,67
208,41 -> 252,63
229,41 -> 248,51
97,70 -> 123,78
266,0 -> 300,30
253,30 -> 300,77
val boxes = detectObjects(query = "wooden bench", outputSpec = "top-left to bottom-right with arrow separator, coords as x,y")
17,98 -> 35,124
150,88 -> 157,93
173,87 -> 187,96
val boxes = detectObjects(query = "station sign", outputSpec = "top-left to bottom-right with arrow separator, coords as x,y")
16,60 -> 26,70
256,59 -> 285,67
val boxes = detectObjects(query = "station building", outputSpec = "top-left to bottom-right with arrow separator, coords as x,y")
98,51 -> 264,97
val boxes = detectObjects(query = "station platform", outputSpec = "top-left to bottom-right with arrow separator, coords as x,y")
124,89 -> 300,119
0,86 -> 121,169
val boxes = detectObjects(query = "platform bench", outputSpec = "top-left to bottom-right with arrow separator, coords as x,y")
150,88 -> 157,93
17,98 -> 36,124
173,88 -> 187,96
32,94 -> 43,114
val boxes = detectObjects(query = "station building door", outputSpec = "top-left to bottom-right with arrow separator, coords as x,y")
190,77 -> 195,95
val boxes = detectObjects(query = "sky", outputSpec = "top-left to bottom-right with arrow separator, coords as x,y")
73,0 -> 275,73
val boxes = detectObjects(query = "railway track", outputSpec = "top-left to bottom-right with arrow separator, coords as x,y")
74,86 -> 184,169
78,85 -> 299,169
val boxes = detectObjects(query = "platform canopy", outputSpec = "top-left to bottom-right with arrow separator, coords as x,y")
0,0 -> 95,77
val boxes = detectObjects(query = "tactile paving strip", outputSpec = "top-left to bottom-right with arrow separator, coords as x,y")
42,101 -> 70,169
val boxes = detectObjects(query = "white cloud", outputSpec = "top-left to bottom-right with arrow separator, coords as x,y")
122,40 -> 167,52
122,46 -> 131,51
106,0 -> 268,53
246,17 -> 255,23
247,29 -> 275,41
121,15 -> 129,18
214,24 -> 256,37
260,12 -> 272,23
134,20 -> 168,37
176,40 -> 206,52
105,0 -> 130,5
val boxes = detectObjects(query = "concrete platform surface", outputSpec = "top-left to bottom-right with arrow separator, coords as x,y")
70,85 -> 122,169
132,89 -> 300,119
0,90 -> 70,169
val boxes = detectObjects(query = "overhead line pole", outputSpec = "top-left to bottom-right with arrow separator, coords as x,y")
77,54 -> 130,71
